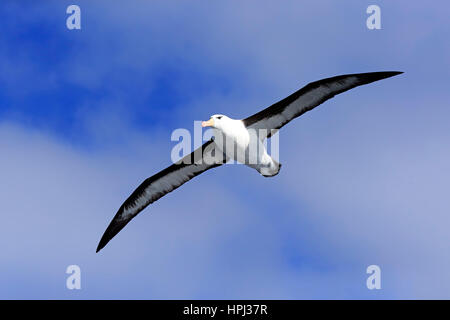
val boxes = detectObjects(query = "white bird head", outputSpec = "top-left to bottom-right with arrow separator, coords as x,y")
201,114 -> 230,130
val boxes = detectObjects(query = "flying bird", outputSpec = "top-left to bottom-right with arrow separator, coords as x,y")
96,71 -> 402,252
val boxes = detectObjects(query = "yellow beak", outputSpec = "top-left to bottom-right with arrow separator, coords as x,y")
202,118 -> 215,127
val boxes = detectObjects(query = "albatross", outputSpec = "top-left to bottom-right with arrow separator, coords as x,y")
96,71 -> 402,252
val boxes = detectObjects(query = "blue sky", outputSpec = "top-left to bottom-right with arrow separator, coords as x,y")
0,1 -> 449,299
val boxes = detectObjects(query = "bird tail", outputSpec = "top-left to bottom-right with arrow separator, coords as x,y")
261,158 -> 282,177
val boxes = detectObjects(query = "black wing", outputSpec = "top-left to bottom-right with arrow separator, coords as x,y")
243,71 -> 403,138
96,140 -> 226,252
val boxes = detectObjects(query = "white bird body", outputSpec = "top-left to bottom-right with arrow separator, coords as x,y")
211,115 -> 281,177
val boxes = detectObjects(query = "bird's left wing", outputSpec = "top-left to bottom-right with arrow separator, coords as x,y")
96,140 -> 226,252
243,71 -> 403,139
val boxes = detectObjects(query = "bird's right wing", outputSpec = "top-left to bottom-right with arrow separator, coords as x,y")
96,140 -> 226,252
243,71 -> 403,139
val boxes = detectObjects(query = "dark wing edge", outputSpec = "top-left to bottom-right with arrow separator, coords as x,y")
243,71 -> 403,138
96,140 -> 225,253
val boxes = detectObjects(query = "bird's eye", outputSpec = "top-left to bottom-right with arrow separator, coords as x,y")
216,116 -> 222,120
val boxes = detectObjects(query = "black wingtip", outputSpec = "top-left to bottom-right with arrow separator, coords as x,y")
353,71 -> 403,87
96,241 -> 105,253
383,71 -> 403,76
96,210 -> 131,253
96,224 -> 118,253
369,71 -> 403,79
96,233 -> 109,253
